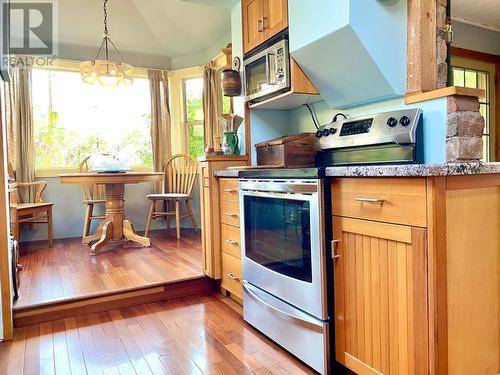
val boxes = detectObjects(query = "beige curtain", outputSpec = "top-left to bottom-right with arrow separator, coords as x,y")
202,64 -> 221,147
4,66 -> 36,203
148,69 -> 172,204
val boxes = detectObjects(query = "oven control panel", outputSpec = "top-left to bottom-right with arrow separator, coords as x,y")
315,109 -> 423,150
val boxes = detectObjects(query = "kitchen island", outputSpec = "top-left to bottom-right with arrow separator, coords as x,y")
213,163 -> 500,375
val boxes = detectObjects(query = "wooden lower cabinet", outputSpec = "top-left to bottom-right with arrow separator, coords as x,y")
332,175 -> 500,375
333,216 -> 428,375
198,157 -> 247,278
221,252 -> 243,299
218,177 -> 243,302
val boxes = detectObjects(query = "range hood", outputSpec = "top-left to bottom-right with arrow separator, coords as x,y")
288,0 -> 407,109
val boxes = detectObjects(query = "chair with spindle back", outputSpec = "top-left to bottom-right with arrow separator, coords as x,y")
144,154 -> 198,240
79,154 -> 113,239
8,162 -> 53,246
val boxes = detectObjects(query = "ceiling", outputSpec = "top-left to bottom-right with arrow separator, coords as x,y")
181,0 -> 239,9
452,0 -> 500,32
37,0 -> 231,69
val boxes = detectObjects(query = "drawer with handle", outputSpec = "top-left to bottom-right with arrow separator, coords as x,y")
332,177 -> 427,227
221,252 -> 242,299
221,223 -> 241,258
220,200 -> 240,227
219,178 -> 239,203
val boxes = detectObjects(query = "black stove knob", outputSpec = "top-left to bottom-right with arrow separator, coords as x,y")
315,130 -> 323,138
387,117 -> 398,128
329,128 -> 337,135
322,129 -> 330,137
400,116 -> 411,127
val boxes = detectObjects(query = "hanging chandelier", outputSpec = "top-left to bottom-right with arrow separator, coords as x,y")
80,0 -> 134,87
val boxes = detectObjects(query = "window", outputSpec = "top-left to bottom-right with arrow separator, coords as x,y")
32,68 -> 152,170
222,93 -> 231,115
451,57 -> 496,161
183,77 -> 204,158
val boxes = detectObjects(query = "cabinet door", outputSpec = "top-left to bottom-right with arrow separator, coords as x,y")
242,0 -> 264,54
333,217 -> 428,375
263,0 -> 288,41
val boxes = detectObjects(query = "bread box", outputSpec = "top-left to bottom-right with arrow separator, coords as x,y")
255,133 -> 316,167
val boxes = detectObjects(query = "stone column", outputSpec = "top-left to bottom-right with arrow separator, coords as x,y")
446,95 -> 485,162
436,0 -> 448,89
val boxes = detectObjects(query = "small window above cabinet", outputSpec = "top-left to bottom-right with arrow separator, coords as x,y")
242,0 -> 288,55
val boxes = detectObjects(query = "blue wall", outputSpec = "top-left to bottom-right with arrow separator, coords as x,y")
250,110 -> 292,164
20,177 -> 202,242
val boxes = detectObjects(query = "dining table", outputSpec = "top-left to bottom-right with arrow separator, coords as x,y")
59,171 -> 164,254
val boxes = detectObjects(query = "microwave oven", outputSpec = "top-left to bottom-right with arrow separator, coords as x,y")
244,38 -> 290,103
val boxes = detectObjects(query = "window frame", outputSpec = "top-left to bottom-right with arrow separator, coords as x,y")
182,76 -> 205,158
31,59 -> 153,178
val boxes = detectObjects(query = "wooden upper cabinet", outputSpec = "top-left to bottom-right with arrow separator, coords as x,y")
242,0 -> 265,55
333,217 -> 429,375
242,0 -> 289,55
262,0 -> 288,41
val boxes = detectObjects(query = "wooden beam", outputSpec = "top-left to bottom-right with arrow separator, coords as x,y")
407,0 -> 438,93
451,47 -> 500,64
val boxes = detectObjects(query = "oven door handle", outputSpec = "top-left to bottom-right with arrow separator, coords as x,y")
242,281 -> 324,333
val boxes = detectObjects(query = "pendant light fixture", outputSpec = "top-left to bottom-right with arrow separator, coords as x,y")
80,0 -> 134,86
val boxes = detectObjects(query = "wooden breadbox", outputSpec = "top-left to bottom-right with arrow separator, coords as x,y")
255,133 -> 316,167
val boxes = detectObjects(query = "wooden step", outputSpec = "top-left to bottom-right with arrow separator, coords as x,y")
14,276 -> 216,327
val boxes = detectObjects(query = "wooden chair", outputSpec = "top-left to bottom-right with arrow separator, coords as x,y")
8,163 -> 53,247
145,154 -> 198,239
79,154 -> 110,239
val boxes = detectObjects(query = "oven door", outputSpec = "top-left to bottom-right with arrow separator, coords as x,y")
240,179 -> 327,320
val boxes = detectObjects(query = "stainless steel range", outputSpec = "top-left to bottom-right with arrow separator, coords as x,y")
315,108 -> 423,166
240,178 -> 329,374
239,109 -> 423,375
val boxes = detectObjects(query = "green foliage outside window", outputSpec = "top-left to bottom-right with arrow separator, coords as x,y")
188,124 -> 204,159
34,111 -> 153,169
184,78 -> 205,158
222,95 -> 231,115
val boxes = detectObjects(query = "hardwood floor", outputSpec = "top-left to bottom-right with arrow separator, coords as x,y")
14,229 -> 203,309
0,294 -> 317,375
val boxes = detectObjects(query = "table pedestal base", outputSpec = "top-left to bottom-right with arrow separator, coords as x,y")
83,219 -> 151,255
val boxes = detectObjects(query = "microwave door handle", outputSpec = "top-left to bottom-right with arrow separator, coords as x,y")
265,53 -> 276,85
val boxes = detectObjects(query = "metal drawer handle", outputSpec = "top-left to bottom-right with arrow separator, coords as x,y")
225,212 -> 238,218
242,281 -> 323,333
223,188 -> 237,193
355,197 -> 385,203
331,240 -> 341,260
227,273 -> 240,281
225,239 -> 238,245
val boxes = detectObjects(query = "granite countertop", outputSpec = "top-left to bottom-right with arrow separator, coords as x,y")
324,162 -> 500,177
214,162 -> 500,178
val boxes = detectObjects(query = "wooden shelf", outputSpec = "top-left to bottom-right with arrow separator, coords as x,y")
405,86 -> 485,105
